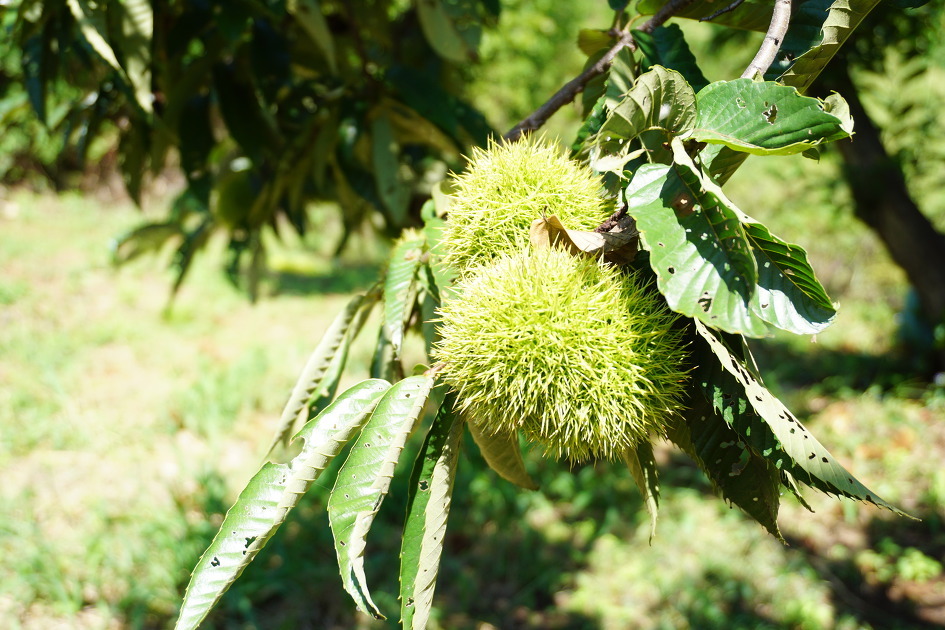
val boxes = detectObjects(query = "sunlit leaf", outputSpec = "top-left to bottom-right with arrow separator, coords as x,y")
111,222 -> 182,264
328,375 -> 436,618
400,393 -> 465,630
385,231 -> 426,362
174,380 -> 391,630
116,0 -> 153,114
623,144 -> 767,336
621,439 -> 660,541
467,422 -> 538,490
691,80 -> 851,155
529,215 -> 638,265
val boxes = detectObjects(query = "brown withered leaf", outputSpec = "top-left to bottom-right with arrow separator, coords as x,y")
529,214 -> 639,265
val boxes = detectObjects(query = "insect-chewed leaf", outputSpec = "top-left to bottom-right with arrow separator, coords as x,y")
621,439 -> 660,542
400,393 -> 465,630
467,422 -> 538,490
266,292 -> 374,456
693,319 -> 907,515
743,220 -> 836,334
597,66 -> 697,165
174,380 -> 391,630
691,80 -> 852,155
667,405 -> 783,540
385,230 -> 426,362
328,375 -> 436,619
529,215 -> 638,265
624,142 -> 767,336
776,0 -> 884,93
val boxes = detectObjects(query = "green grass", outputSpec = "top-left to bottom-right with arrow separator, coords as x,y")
2,150 -> 945,630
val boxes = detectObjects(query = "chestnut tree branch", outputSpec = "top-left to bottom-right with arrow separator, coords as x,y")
741,0 -> 793,79
503,0 -> 697,142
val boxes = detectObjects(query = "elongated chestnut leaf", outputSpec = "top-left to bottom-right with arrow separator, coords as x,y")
385,231 -> 426,362
328,375 -> 435,619
372,113 -> 411,225
467,422 -> 538,490
693,319 -> 906,514
174,380 -> 391,630
691,80 -> 852,155
621,439 -> 660,541
266,292 -> 373,455
400,393 -> 465,630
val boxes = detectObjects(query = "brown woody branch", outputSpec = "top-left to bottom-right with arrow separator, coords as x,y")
503,0 -> 697,142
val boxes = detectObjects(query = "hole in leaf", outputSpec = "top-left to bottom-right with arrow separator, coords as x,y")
211,557 -> 221,567
244,536 -> 256,548
419,480 -> 430,491
667,266 -> 675,275
821,457 -> 828,463
808,453 -> 816,460
698,295 -> 712,312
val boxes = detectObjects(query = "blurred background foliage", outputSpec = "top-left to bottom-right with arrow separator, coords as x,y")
2,0 -> 945,628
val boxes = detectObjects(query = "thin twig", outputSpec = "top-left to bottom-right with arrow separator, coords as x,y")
700,0 -> 746,22
741,0 -> 793,79
503,0 -> 698,142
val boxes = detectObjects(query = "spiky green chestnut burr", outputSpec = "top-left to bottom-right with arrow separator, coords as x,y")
442,136 -> 611,275
434,247 -> 689,462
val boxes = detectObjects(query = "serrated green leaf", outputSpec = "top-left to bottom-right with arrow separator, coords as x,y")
598,66 -> 696,165
400,392 -> 465,630
467,422 -> 538,490
416,0 -> 482,63
174,380 -> 390,630
329,375 -> 436,619
632,25 -> 709,92
385,232 -> 426,361
743,221 -> 836,334
288,0 -> 336,73
266,293 -> 372,456
691,80 -> 851,155
111,222 -> 182,264
668,406 -> 783,540
621,439 -> 660,541
372,114 -> 411,225
624,146 -> 767,337
693,319 -> 906,514
776,0 -> 884,93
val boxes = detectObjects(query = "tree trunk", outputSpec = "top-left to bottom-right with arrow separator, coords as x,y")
818,65 -> 945,366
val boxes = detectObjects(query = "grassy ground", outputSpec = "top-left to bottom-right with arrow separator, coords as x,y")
2,147 -> 945,629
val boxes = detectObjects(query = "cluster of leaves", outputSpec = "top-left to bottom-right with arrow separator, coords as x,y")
172,1 -> 918,628
4,0 -> 496,299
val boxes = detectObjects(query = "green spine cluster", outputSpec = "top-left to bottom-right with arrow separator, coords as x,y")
442,135 -> 611,276
435,247 -> 688,461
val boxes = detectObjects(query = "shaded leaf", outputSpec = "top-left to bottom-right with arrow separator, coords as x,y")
288,0 -> 336,73
624,144 -> 767,336
693,319 -> 906,514
637,0 -> 774,30
621,439 -> 660,541
416,0 -> 482,63
467,422 -> 538,490
632,25 -> 709,92
691,80 -> 851,155
329,375 -> 436,618
174,380 -> 391,630
67,0 -> 121,75
372,113 -> 411,225
111,222 -> 182,264
400,393 -> 465,630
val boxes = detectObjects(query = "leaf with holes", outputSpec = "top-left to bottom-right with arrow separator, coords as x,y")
693,319 -> 906,514
691,80 -> 851,156
174,380 -> 390,630
623,146 -> 766,336
743,220 -> 836,334
400,393 -> 465,630
385,231 -> 426,363
668,375 -> 783,540
597,66 -> 696,165
468,422 -> 538,490
622,439 -> 660,541
328,375 -> 435,618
